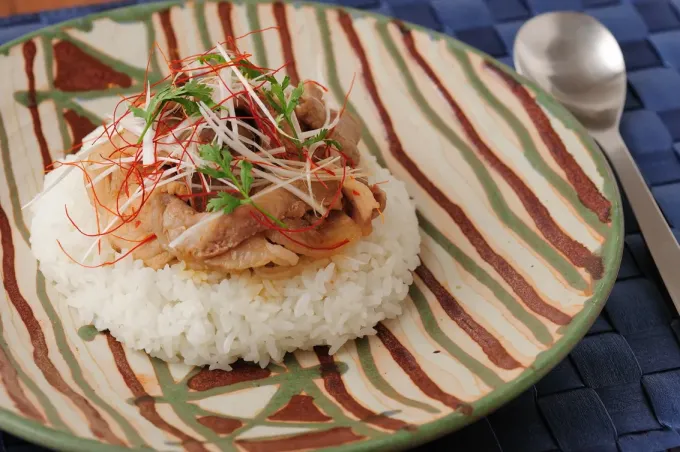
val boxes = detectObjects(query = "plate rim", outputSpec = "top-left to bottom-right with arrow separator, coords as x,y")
0,1 -> 624,451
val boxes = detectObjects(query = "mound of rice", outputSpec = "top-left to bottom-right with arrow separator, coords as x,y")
29,146 -> 420,369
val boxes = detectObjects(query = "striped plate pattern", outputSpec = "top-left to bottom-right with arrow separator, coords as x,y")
0,1 -> 622,451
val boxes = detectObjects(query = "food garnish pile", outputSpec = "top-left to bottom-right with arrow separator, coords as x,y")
35,42 -> 387,275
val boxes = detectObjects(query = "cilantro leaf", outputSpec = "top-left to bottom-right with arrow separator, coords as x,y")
181,80 -> 214,103
199,54 -> 267,82
287,84 -> 305,115
141,90 -> 164,120
199,143 -> 233,180
130,81 -> 215,143
207,192 -> 242,215
197,165 -> 227,180
299,129 -> 342,150
199,143 -> 222,162
325,139 -> 342,149
302,129 -> 329,148
239,64 -> 265,80
199,144 -> 240,190
129,105 -> 147,119
197,144 -> 285,226
172,98 -> 201,117
264,91 -> 284,115
198,53 -> 226,65
261,79 -> 307,154
269,84 -> 284,103
238,160 -> 253,195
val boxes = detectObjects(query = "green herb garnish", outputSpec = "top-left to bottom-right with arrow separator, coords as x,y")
261,79 -> 342,154
198,144 -> 285,227
260,75 -> 310,158
240,64 -> 267,80
190,56 -> 342,158
197,53 -> 267,81
130,80 -> 215,143
197,53 -> 226,65
262,76 -> 304,132
301,128 -> 342,150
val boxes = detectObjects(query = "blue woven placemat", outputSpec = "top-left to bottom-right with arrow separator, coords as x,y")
2,0 -> 680,451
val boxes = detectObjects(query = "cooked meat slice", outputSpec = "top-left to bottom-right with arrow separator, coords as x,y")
85,130 -> 186,270
190,234 -> 299,271
198,128 -> 216,143
342,178 -> 380,236
85,131 -> 134,207
370,184 -> 387,219
106,204 -> 176,270
289,179 -> 341,207
295,82 -> 326,127
133,245 -> 174,270
151,192 -> 293,260
294,81 -> 362,166
151,181 -> 342,260
97,184 -> 185,270
328,112 -> 362,166
265,211 -> 363,258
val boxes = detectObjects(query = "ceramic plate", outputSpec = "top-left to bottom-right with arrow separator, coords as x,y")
0,1 -> 622,450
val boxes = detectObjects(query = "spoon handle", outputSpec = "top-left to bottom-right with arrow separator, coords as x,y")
593,128 -> 680,309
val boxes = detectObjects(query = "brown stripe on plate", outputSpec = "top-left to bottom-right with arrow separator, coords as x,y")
336,11 -> 572,325
217,2 -> 236,50
400,26 -> 603,279
0,205 -> 124,445
268,394 -> 332,422
0,344 -> 44,422
158,9 -> 181,72
106,334 -> 207,452
273,2 -> 300,86
197,415 -> 242,435
485,62 -> 612,224
63,109 -> 97,154
22,41 -> 51,171
314,346 -> 412,431
415,266 -> 521,370
375,323 -> 471,413
237,427 -> 364,452
188,363 -> 271,391
53,41 -> 132,92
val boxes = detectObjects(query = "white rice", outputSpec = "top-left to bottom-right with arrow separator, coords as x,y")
29,144 -> 420,369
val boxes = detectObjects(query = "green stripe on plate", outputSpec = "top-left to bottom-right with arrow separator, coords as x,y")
375,21 -> 588,292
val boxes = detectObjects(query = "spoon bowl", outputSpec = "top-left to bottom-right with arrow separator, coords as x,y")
514,12 -> 626,131
514,11 -> 680,312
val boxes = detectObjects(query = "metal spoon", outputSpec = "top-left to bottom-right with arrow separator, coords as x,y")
514,12 -> 680,309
